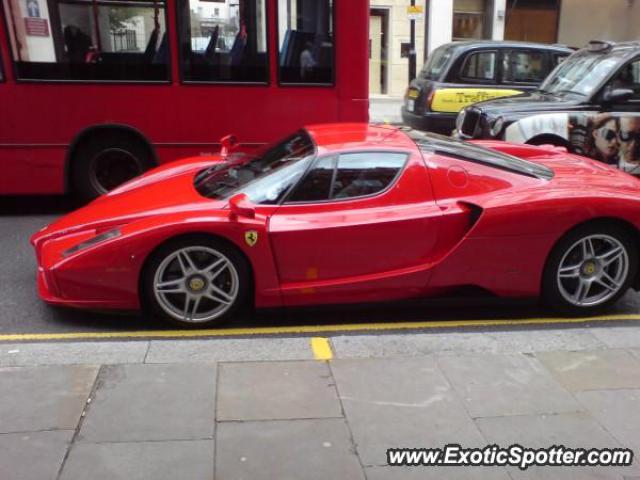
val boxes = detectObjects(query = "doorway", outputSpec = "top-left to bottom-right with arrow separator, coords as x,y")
369,8 -> 388,95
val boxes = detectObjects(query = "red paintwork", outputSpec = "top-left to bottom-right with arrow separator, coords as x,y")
0,0 -> 369,194
31,124 -> 640,314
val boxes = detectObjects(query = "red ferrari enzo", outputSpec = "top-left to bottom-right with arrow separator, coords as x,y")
32,124 -> 640,327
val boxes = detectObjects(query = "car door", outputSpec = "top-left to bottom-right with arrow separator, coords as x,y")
567,56 -> 640,173
267,150 -> 442,306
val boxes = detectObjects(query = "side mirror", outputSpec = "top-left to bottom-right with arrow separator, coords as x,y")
603,88 -> 634,104
228,193 -> 255,219
220,134 -> 238,157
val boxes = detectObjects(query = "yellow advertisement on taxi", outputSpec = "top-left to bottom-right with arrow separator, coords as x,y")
430,88 -> 523,113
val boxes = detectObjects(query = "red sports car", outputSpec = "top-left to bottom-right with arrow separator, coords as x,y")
32,124 -> 640,327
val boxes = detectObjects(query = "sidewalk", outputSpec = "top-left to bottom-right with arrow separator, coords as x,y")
2,324 -> 640,479
369,95 -> 404,124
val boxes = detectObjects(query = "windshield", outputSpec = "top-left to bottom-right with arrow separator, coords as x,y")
407,130 -> 554,180
194,130 -> 316,203
419,44 -> 455,80
540,50 -> 627,97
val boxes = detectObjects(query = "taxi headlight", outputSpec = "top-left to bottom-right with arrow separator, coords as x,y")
62,229 -> 121,257
490,117 -> 504,137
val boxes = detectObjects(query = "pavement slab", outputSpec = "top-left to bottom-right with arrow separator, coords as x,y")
476,412 -> 638,479
365,465 -> 512,480
591,327 -> 640,349
145,337 -> 313,363
537,349 -> 640,392
78,363 -> 216,442
215,418 -> 364,480
0,430 -> 74,480
331,357 -> 485,467
0,365 -> 98,433
576,389 -> 640,452
217,360 -> 342,421
437,353 -> 581,418
60,440 -> 214,480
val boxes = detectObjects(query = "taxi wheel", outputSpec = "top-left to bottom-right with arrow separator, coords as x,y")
141,236 -> 251,328
542,223 -> 637,315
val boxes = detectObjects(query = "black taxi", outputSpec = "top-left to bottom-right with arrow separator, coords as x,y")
401,40 -> 571,134
456,41 -> 640,174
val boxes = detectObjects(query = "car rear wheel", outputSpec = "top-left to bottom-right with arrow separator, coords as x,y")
142,237 -> 250,328
543,224 -> 637,314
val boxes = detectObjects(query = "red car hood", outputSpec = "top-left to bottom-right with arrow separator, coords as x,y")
32,156 -> 225,245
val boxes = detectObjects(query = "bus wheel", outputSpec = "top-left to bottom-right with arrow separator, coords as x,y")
72,135 -> 153,201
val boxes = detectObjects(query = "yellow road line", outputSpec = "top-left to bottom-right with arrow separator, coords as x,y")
311,337 -> 334,360
0,313 -> 639,343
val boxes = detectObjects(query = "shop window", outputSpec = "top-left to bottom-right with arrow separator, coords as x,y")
277,0 -> 334,85
502,50 -> 546,83
3,0 -> 169,81
453,0 -> 486,40
461,51 -> 496,81
177,0 -> 268,83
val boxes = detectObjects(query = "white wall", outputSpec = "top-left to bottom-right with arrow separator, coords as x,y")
558,0 -> 640,48
427,0 -> 453,54
490,0 -> 506,41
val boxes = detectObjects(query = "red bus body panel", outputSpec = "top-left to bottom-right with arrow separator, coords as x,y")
0,0 -> 369,194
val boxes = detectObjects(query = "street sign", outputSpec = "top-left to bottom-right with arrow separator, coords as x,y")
407,5 -> 423,21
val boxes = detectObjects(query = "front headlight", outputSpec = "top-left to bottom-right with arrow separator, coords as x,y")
490,117 -> 504,137
62,229 -> 121,258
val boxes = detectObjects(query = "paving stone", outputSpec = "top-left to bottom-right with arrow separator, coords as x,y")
0,365 -> 98,433
217,361 -> 341,421
485,329 -> 604,353
537,349 -> 640,392
365,465 -> 511,480
577,389 -> 640,452
216,419 -> 364,480
437,353 -> 580,418
331,357 -> 484,467
591,327 -> 640,349
476,412 -> 636,479
79,364 -> 215,442
0,430 -> 73,480
0,341 -> 148,367
145,337 -> 313,363
60,440 -> 214,480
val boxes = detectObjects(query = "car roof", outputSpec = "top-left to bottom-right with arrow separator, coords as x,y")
304,123 -> 416,152
444,40 -> 572,53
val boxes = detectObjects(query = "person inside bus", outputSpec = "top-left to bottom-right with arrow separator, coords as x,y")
300,41 -> 316,80
63,25 -> 92,63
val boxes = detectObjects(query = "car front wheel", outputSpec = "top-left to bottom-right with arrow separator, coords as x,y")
142,237 -> 250,328
543,224 -> 637,314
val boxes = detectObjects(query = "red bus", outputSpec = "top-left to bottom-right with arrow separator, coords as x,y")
0,0 -> 368,200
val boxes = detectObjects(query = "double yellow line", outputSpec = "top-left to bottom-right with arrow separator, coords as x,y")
0,313 -> 638,343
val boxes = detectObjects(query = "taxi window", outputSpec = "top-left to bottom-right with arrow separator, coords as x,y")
607,58 -> 640,101
460,51 -> 496,82
502,50 -> 546,84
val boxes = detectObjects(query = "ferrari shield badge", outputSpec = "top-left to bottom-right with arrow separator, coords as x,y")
245,230 -> 259,247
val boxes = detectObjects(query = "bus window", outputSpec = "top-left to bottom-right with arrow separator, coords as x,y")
2,0 -> 169,82
177,0 -> 268,83
278,0 -> 334,85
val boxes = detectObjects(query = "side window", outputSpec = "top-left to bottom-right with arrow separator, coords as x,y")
287,156 -> 335,202
277,0 -> 334,85
460,51 -> 496,82
287,152 -> 406,203
333,153 -> 406,199
3,0 -> 169,81
177,0 -> 268,83
608,59 -> 640,101
554,53 -> 569,67
502,50 -> 547,84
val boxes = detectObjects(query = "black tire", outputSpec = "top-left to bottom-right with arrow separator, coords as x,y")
72,134 -> 154,202
542,223 -> 638,315
141,236 -> 252,328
